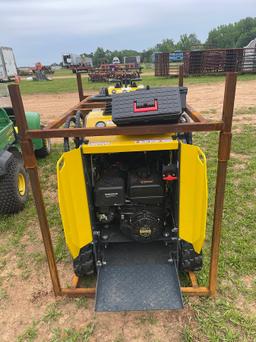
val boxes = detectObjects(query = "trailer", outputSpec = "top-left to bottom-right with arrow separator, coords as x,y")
0,47 -> 18,82
62,53 -> 93,73
124,56 -> 141,66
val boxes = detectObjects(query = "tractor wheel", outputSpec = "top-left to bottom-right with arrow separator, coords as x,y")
35,138 -> 51,158
73,245 -> 95,277
0,157 -> 29,214
179,240 -> 203,272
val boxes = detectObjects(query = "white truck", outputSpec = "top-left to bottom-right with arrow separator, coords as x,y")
0,47 -> 18,82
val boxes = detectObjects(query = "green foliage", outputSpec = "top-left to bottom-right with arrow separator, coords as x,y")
141,47 -> 156,63
176,33 -> 201,50
78,17 -> 256,64
155,38 -> 175,52
92,47 -> 141,66
93,47 -> 108,66
206,17 -> 256,48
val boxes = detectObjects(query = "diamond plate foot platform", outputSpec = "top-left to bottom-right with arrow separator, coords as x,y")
95,242 -> 183,312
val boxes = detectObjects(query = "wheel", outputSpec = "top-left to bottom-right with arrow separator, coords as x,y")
35,138 -> 51,158
0,157 -> 29,214
179,240 -> 203,272
73,245 -> 95,277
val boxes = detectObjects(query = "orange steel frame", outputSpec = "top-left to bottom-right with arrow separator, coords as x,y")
8,66 -> 237,298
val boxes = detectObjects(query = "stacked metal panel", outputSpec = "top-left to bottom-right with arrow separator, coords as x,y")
154,53 -> 170,76
183,48 -> 256,75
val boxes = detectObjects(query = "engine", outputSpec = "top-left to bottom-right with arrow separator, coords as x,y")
93,152 -> 174,242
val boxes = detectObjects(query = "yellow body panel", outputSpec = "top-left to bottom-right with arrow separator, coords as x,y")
86,110 -> 114,128
83,110 -> 178,154
57,109 -> 208,258
179,143 -> 208,253
57,147 -> 93,258
83,137 -> 178,154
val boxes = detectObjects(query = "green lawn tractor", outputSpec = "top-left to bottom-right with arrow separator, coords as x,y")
0,107 -> 50,214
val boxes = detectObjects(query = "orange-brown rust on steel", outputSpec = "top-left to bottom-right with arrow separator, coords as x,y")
185,104 -> 208,123
76,72 -> 85,102
209,72 -> 237,296
8,84 -> 62,296
25,121 -> 224,139
179,64 -> 184,87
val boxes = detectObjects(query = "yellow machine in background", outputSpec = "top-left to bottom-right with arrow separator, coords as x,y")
57,90 -> 208,312
107,81 -> 144,95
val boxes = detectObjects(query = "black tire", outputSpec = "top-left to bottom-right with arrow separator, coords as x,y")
73,245 -> 95,277
63,116 -> 76,152
35,138 -> 51,158
179,240 -> 203,272
0,157 -> 29,214
74,111 -> 84,148
179,113 -> 193,144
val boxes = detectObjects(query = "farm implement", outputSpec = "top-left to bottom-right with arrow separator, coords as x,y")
88,63 -> 142,82
7,69 -> 237,312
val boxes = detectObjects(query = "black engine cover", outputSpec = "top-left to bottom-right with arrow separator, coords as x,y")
120,209 -> 162,242
94,176 -> 125,207
128,169 -> 164,204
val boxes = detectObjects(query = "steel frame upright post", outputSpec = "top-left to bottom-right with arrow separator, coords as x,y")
209,72 -> 237,295
9,84 -> 62,296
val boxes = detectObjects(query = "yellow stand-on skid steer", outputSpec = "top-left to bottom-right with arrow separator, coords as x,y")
57,86 -> 208,311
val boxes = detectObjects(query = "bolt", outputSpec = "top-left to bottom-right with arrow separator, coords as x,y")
101,232 -> 109,241
163,230 -> 170,238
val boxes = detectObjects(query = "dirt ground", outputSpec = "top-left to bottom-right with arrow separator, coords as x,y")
1,80 -> 256,124
0,80 -> 256,342
17,79 -> 256,124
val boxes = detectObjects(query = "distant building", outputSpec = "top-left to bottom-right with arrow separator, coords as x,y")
243,38 -> 256,72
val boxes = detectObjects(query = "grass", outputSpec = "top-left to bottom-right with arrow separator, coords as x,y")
0,96 -> 255,340
137,313 -> 158,325
17,322 -> 38,342
74,296 -> 88,309
17,72 -> 256,95
42,303 -> 62,323
16,302 -> 94,342
53,68 -> 73,77
184,125 -> 256,341
235,106 -> 256,115
50,323 -> 94,342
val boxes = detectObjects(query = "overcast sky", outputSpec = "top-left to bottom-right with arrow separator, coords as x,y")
1,0 -> 255,66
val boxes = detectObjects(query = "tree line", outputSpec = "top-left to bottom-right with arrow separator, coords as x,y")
83,17 -> 256,65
